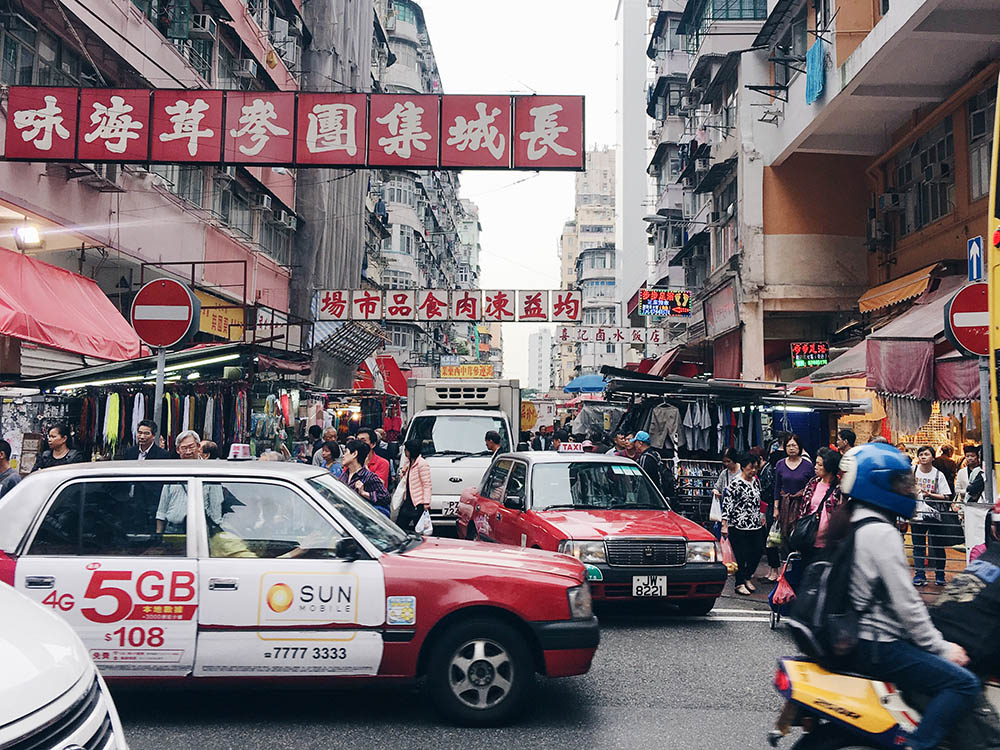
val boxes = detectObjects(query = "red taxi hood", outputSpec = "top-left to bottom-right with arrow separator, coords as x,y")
402,537 -> 584,582
536,508 -> 712,541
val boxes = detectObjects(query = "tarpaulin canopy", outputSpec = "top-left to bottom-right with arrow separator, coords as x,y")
857,263 -> 939,313
375,354 -> 407,398
0,247 -> 141,361
866,275 -> 965,399
809,340 -> 866,382
647,347 -> 681,377
564,372 -> 607,393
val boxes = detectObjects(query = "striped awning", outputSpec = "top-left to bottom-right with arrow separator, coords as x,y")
857,263 -> 939,313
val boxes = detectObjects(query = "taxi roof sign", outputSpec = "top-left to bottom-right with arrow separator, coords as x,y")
557,443 -> 585,453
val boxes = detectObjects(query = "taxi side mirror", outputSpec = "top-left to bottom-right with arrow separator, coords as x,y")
334,537 -> 360,561
504,496 -> 525,511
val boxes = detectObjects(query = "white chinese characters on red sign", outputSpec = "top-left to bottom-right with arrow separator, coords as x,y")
224,92 -> 295,164
513,96 -> 584,170
451,290 -> 482,321
78,89 -> 150,161
483,290 -> 516,322
296,93 -> 367,166
6,87 -> 78,160
151,90 -> 224,162
368,95 -> 440,168
440,95 -> 511,168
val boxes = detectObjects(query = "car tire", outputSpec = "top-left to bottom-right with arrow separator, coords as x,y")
426,617 -> 533,726
466,524 -> 478,541
677,598 -> 716,616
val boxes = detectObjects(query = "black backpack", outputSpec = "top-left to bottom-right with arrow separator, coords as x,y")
785,516 -> 886,666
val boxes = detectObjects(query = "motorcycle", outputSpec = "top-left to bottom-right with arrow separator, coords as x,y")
769,657 -> 1000,749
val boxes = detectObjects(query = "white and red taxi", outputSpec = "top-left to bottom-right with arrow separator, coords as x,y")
0,461 -> 598,725
457,450 -> 727,615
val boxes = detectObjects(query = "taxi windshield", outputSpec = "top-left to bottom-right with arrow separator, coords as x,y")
308,474 -> 408,552
408,414 -> 510,456
531,462 -> 669,511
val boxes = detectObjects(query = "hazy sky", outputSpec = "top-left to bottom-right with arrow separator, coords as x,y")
417,0 -> 619,386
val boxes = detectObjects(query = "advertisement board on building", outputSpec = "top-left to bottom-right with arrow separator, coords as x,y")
704,282 -> 739,338
638,288 -> 691,317
4,88 -> 586,171
790,342 -> 830,368
441,363 -> 495,379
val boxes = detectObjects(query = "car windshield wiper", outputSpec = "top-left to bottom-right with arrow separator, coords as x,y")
395,532 -> 424,552
433,450 -> 472,457
538,504 -> 584,511
452,450 -> 493,463
613,503 -> 666,510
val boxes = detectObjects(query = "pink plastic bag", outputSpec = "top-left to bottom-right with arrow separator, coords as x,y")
720,536 -> 737,575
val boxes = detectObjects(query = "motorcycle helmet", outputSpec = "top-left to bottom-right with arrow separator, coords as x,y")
839,443 -> 917,518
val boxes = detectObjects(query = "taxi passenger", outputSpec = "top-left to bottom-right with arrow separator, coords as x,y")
155,430 -> 202,533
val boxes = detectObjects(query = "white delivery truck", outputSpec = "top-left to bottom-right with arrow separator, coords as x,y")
391,378 -> 520,532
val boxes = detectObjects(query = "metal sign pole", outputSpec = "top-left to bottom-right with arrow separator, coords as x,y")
152,348 -> 166,438
981,355 -> 994,503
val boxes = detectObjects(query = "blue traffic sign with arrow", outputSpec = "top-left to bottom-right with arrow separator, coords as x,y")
969,235 -> 984,281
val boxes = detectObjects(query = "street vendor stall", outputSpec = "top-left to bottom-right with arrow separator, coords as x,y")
599,366 -> 867,524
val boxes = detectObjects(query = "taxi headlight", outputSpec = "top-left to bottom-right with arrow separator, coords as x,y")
686,541 -> 718,563
557,540 -> 607,564
567,583 -> 593,620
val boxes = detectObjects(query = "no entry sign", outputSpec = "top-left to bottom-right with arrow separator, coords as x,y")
130,279 -> 199,349
944,282 -> 989,357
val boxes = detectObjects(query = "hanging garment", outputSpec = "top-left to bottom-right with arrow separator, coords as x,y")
204,396 -> 215,445
648,404 -> 684,451
104,392 -> 121,452
131,393 -> 144,441
182,396 -> 191,433
682,403 -> 698,449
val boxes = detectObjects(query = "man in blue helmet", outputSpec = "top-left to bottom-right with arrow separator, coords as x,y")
839,443 -> 980,750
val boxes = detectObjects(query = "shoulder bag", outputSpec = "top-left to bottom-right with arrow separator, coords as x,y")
788,483 -> 835,554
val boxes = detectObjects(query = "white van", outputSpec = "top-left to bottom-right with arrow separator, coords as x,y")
0,582 -> 128,749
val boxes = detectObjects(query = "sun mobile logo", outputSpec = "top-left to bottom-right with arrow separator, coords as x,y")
266,583 -> 294,613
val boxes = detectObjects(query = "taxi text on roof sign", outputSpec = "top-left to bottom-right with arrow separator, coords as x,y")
4,88 -> 585,171
557,442 -> 586,453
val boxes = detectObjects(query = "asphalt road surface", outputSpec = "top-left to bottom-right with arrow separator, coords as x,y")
113,594 -> 793,750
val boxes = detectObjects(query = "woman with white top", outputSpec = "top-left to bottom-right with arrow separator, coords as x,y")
912,444 -> 953,586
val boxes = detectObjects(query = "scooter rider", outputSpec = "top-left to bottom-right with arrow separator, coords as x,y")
838,443 -> 980,750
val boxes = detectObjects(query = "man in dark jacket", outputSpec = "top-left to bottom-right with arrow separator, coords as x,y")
632,431 -> 661,488
532,430 -> 554,451
123,420 -> 170,460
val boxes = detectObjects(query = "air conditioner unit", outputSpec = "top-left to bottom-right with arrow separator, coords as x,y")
253,194 -> 272,211
679,95 -> 692,110
81,162 -> 122,189
272,209 -> 288,225
867,218 -> 888,243
279,41 -> 300,68
235,59 -> 258,79
385,11 -> 396,30
288,15 -> 303,36
709,210 -> 721,224
284,215 -> 297,231
190,14 -> 217,39
214,166 -> 237,182
695,157 -> 711,171
878,191 -> 904,212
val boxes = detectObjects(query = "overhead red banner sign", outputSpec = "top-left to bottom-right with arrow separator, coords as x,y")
4,88 -> 585,170
316,289 -> 582,322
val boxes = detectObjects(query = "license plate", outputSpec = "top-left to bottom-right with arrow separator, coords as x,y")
632,575 -> 667,597
442,500 -> 460,517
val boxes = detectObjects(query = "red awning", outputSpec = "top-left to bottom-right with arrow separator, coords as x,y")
0,247 -> 141,361
648,347 -> 681,377
376,355 -> 407,398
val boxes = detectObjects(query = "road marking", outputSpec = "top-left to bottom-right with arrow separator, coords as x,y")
707,615 -> 772,622
712,608 -> 770,614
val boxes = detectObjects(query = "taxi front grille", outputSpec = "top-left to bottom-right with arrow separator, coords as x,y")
8,676 -> 112,750
605,538 -> 686,567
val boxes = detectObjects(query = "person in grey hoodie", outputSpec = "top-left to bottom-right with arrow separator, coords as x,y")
837,443 -> 980,750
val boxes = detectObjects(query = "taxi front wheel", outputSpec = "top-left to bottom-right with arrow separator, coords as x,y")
427,617 -> 532,726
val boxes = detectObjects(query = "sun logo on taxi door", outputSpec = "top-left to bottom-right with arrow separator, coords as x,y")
266,583 -> 294,613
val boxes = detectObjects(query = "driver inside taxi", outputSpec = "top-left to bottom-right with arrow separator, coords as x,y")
206,493 -> 334,559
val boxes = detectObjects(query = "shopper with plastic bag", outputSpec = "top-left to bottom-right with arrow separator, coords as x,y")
397,438 -> 433,533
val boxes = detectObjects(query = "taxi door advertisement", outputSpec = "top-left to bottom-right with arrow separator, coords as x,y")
15,557 -> 198,676
195,557 -> 387,677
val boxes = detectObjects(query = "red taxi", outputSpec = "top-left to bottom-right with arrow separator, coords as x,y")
457,451 -> 727,614
0,461 -> 598,726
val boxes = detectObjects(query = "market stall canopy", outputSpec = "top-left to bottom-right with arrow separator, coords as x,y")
647,347 -> 681,377
0,247 -> 141,361
856,263 -> 940,313
809,340 -> 866,382
866,274 -> 965,400
564,372 -> 607,394
376,355 -> 407,398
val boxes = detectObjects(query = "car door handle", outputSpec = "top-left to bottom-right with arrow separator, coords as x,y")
25,575 -> 54,589
208,577 -> 239,591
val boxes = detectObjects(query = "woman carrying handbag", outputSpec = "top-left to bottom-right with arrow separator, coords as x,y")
397,438 -> 433,533
788,447 -> 843,564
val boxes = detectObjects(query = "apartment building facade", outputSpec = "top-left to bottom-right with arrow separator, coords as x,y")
556,147 -> 616,386
377,0 -> 480,372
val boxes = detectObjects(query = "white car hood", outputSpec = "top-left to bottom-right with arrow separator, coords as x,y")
0,583 -> 93,723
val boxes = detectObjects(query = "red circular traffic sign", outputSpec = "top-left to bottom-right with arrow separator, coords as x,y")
130,279 -> 198,349
944,282 -> 989,357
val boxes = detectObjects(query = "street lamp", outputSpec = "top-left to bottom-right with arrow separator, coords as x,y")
14,224 -> 42,251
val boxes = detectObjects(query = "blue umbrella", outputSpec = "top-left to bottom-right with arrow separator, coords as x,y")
563,372 -> 606,394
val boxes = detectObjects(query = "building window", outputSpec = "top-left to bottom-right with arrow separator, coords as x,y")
391,40 -> 417,71
969,85 -> 996,203
394,1 -> 418,26
260,220 -> 292,266
606,343 -> 617,354
172,38 -> 214,83
399,225 -> 416,255
385,174 -> 418,208
713,179 -> 739,269
151,165 -> 206,207
386,324 -> 412,350
891,116 -> 955,236
667,18 -> 683,51
1,18 -> 95,86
